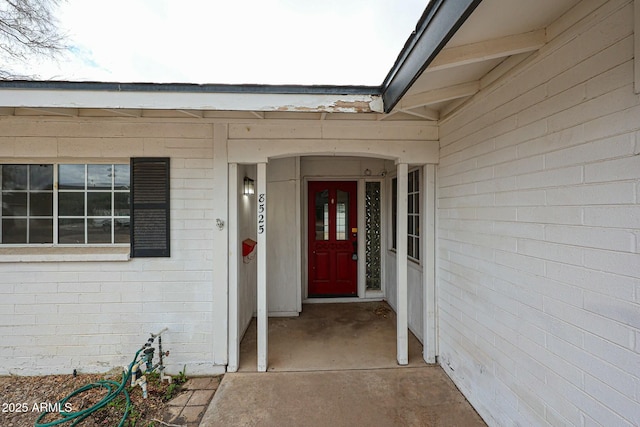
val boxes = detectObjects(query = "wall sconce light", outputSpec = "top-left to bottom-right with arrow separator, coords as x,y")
243,177 -> 255,196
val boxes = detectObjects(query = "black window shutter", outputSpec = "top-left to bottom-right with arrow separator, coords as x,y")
130,158 -> 170,257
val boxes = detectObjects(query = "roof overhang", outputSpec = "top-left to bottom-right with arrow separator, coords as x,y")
0,81 -> 384,113
381,0 -> 483,113
0,0 -> 482,116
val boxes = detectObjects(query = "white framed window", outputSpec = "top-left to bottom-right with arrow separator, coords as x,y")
391,168 -> 420,261
0,163 -> 130,245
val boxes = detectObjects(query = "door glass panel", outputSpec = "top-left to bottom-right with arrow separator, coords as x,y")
365,182 -> 381,291
315,189 -> 329,241
336,190 -> 349,240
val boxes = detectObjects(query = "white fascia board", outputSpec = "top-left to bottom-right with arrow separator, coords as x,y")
0,88 -> 384,113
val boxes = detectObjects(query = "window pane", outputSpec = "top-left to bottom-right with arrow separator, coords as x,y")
87,192 -> 111,216
408,215 -> 414,235
408,236 -> 414,258
2,165 -> 27,190
2,192 -> 27,216
114,164 -> 130,190
315,189 -> 329,241
114,193 -> 130,216
365,182 -> 381,291
29,219 -> 53,243
114,218 -> 130,243
88,165 -> 113,189
2,218 -> 26,243
59,192 -> 85,216
88,219 -> 112,243
391,178 -> 397,249
59,165 -> 85,189
30,192 -> 53,216
30,165 -> 53,190
336,189 -> 349,240
58,219 -> 85,244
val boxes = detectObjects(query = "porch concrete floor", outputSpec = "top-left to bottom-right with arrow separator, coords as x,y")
238,302 -> 426,372
199,302 -> 486,426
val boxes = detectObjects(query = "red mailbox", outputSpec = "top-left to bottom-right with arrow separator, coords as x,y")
242,238 -> 257,257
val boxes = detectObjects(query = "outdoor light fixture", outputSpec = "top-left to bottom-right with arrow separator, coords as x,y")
243,177 -> 255,196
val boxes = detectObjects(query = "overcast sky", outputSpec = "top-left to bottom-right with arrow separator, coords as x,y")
11,0 -> 427,85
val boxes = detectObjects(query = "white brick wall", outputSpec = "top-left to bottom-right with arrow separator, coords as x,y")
0,117 -> 221,375
438,1 -> 640,425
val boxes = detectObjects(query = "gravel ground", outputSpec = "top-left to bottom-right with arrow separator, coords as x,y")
0,370 -> 185,427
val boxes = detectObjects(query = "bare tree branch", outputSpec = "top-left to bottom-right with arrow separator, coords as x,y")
0,0 -> 67,78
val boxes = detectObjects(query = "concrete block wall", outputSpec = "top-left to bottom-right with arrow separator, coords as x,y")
0,117 -> 220,375
437,1 -> 639,425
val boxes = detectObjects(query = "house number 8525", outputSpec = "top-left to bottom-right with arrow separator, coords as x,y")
258,193 -> 266,234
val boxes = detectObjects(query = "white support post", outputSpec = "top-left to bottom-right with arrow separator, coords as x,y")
227,163 -> 239,372
635,0 -> 640,94
423,165 -> 437,363
396,162 -> 409,365
212,124 -> 229,367
256,162 -> 268,372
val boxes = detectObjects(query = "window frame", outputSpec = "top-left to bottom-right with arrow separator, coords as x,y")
390,167 -> 421,262
0,162 -> 131,247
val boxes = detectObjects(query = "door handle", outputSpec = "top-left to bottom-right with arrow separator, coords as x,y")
351,239 -> 358,261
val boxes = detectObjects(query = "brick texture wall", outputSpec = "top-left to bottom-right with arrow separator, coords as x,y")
0,118 -> 219,375
438,1 -> 640,425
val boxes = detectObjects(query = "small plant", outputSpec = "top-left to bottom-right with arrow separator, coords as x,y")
164,382 -> 180,401
163,365 -> 188,401
175,365 -> 188,384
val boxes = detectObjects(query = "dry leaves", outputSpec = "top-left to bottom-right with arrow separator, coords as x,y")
0,371 -> 180,427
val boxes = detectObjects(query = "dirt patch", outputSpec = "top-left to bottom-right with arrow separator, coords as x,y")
0,370 -> 218,426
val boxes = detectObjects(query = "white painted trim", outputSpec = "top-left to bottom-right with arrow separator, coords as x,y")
228,139 -> 439,164
428,30 -> 546,73
422,164 -> 437,364
0,89 -> 383,113
396,163 -> 409,365
303,176 -> 370,300
256,162 -> 268,372
267,311 -> 300,317
227,162 -> 239,373
294,157 -> 303,314
635,0 -> 640,94
304,297 -> 384,304
0,246 -> 130,262
212,124 -> 229,366
363,178 -> 386,298
357,179 -> 366,298
301,177 -> 309,301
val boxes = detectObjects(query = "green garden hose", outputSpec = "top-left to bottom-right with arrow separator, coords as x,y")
34,348 -> 141,427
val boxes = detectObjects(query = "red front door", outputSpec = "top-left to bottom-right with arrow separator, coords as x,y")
308,181 -> 358,297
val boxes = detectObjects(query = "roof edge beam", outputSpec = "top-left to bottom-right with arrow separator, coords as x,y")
0,90 -> 384,114
381,0 -> 483,113
428,29 -> 546,73
397,81 -> 480,111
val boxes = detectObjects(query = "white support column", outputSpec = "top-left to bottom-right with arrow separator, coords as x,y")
212,124 -> 229,367
256,162 -> 268,372
635,0 -> 640,93
422,164 -> 437,363
227,163 -> 239,372
396,162 -> 409,365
